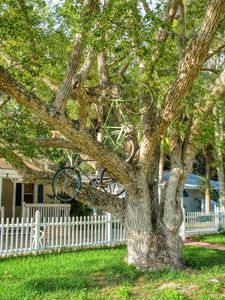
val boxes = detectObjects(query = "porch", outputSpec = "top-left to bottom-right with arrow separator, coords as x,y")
22,203 -> 71,222
0,163 -> 71,220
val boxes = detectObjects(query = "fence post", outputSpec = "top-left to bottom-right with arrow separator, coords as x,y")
215,207 -> 220,230
221,210 -> 225,230
34,210 -> 40,254
107,213 -> 112,246
180,208 -> 186,240
0,206 -> 4,220
22,202 -> 26,219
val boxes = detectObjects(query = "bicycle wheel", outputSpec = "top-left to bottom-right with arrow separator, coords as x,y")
52,167 -> 81,202
121,83 -> 154,115
103,131 -> 135,162
100,168 -> 125,196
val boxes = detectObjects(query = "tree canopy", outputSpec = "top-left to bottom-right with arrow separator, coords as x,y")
0,0 -> 225,271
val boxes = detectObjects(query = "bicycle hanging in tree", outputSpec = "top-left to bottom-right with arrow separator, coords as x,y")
52,154 -> 126,202
52,82 -> 154,202
101,82 -> 154,160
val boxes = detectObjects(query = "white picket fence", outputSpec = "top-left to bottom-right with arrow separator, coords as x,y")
22,203 -> 71,222
0,210 -> 225,258
183,210 -> 225,237
0,212 -> 124,257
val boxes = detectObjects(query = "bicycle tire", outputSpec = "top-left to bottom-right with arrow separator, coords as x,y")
121,83 -> 154,115
100,168 -> 125,196
103,132 -> 135,163
124,137 -> 135,162
52,167 -> 81,202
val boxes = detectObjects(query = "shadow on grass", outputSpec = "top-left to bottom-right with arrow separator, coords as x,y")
25,261 -> 141,294
23,247 -> 140,294
12,245 -> 225,295
183,246 -> 225,268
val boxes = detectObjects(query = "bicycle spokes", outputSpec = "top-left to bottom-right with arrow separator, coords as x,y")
52,167 -> 81,202
100,169 -> 125,197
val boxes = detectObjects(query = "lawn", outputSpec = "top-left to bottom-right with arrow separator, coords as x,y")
0,246 -> 225,300
190,232 -> 225,245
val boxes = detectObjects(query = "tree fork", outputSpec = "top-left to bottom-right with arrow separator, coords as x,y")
0,66 -> 134,185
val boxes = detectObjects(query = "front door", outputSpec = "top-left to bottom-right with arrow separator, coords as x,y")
15,183 -> 34,218
2,179 -> 13,218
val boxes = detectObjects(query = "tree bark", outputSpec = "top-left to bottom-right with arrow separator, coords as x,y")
158,142 -> 165,203
125,179 -> 184,271
215,111 -> 225,211
217,162 -> 225,211
205,146 -> 212,213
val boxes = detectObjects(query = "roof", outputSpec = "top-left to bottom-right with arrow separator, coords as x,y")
0,158 -> 14,170
163,171 -> 220,190
0,158 -> 41,173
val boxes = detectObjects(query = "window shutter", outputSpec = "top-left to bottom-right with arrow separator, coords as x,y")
38,185 -> 44,203
16,183 -> 22,206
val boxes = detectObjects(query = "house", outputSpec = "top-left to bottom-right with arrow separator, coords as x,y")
163,171 -> 220,212
1,157 -> 220,219
0,158 -> 67,219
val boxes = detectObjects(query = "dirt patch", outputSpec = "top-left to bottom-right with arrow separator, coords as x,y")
184,240 -> 225,251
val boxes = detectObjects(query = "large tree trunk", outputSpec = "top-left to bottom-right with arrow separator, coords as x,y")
124,144 -> 184,271
125,134 -> 193,271
124,184 -> 184,271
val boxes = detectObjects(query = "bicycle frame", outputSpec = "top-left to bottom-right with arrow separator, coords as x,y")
72,155 -> 103,187
101,99 -> 133,152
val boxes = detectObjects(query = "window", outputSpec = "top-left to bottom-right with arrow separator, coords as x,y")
183,190 -> 189,198
38,185 -> 43,203
16,183 -> 22,207
15,183 -> 44,205
24,183 -> 34,204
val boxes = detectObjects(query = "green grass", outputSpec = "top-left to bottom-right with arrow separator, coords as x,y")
0,246 -> 225,300
190,232 -> 225,245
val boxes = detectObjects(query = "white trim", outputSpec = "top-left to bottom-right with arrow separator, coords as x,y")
22,184 -> 24,207
0,177 -> 2,208
0,169 -> 21,179
12,181 -> 16,218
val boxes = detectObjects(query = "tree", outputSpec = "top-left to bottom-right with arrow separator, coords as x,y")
214,94 -> 225,211
0,0 -> 225,271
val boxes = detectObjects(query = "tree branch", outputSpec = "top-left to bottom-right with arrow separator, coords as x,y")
206,41 -> 225,60
157,0 -> 180,42
31,137 -> 78,151
201,67 -> 221,74
0,144 -> 125,217
141,0 -> 151,13
178,0 -> 186,60
0,144 -> 51,183
97,52 -> 111,86
119,63 -> 129,82
139,0 -> 180,78
0,66 -> 134,185
73,50 -> 95,88
140,0 -> 180,134
139,0 -> 225,171
183,69 -> 225,172
53,0 -> 98,113
0,95 -> 10,110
